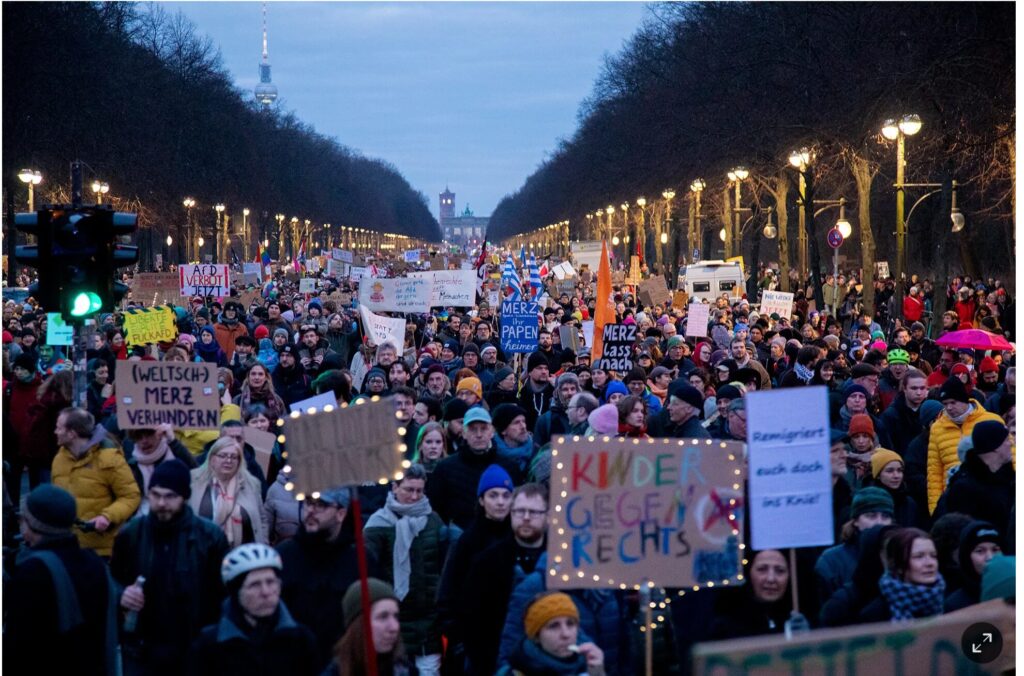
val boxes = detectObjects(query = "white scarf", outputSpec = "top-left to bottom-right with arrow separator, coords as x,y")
365,492 -> 431,600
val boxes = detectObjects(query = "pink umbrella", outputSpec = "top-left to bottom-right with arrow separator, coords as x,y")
935,329 -> 1013,351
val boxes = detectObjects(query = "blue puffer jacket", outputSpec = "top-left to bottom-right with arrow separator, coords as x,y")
498,552 -> 631,675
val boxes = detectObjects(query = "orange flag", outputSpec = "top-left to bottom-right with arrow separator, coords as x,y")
591,240 -> 616,361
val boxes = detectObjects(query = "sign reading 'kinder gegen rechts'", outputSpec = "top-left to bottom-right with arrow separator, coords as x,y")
546,436 -> 746,590
116,362 -> 220,430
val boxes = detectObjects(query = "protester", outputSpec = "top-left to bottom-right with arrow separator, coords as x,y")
189,436 -> 266,546
709,550 -> 792,639
859,528 -> 945,622
497,592 -> 606,676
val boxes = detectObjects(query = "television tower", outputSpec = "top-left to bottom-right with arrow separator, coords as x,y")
254,2 -> 278,108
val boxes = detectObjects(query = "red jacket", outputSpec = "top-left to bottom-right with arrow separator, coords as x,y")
5,374 -> 42,446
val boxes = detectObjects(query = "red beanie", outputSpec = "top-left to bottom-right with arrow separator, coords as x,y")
254,325 -> 270,340
848,413 -> 875,438
979,356 -> 999,373
2,331 -> 12,344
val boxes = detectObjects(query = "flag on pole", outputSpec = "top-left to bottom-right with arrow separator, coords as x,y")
519,245 -> 527,270
528,253 -> 542,301
475,241 -> 489,293
259,243 -> 272,266
591,240 -> 615,362
294,240 -> 306,274
501,255 -> 524,300
538,258 -> 549,280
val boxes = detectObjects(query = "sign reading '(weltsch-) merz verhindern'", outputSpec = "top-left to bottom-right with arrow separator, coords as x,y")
116,362 -> 221,430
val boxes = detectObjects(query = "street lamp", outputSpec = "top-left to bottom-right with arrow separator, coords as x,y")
727,167 -> 748,258
215,203 -> 226,262
881,113 -> 922,308
91,180 -> 110,204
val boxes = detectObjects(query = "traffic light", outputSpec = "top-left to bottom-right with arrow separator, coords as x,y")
13,205 -> 139,317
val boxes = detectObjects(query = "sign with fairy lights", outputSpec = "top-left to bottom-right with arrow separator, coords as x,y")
280,396 -> 407,499
546,436 -> 747,591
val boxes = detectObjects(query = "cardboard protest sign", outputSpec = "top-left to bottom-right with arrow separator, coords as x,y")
500,299 -> 540,353
362,277 -> 433,314
283,397 -> 405,495
672,291 -> 689,310
547,437 -> 746,590
760,291 -> 794,320
593,323 -> 636,371
558,325 -> 580,355
638,276 -> 670,308
747,387 -> 833,550
243,427 -> 277,476
692,599 -> 1015,676
327,291 -> 353,309
242,262 -> 262,285
358,304 -> 405,350
116,362 -> 220,430
612,271 -> 626,285
299,278 -> 318,293
554,279 -> 576,297
179,263 -> 230,298
686,303 -> 709,338
238,289 -> 264,311
552,261 -> 576,280
131,272 -> 182,306
46,313 -> 74,346
875,260 -> 890,278
123,307 -> 177,347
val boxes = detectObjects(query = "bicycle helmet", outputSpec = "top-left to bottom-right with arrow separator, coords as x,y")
221,543 -> 283,585
887,348 -> 910,366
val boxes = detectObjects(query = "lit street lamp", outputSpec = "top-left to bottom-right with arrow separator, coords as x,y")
91,180 -> 110,204
726,167 -> 748,258
215,203 -> 226,262
689,179 -> 705,262
788,149 -> 826,309
881,113 -> 922,309
182,197 -> 196,262
18,169 -> 43,212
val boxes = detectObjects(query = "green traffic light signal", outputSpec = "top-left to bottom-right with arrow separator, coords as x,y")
70,291 -> 103,317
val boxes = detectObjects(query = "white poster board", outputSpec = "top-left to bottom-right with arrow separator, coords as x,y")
242,263 -> 262,285
179,263 -> 230,298
332,248 -> 354,263
361,277 -> 433,314
409,269 -> 477,307
299,278 -> 318,293
760,291 -> 795,320
289,392 -> 339,414
747,386 -> 834,550
685,303 -> 709,338
570,241 -> 603,272
358,304 -> 406,350
46,313 -> 74,346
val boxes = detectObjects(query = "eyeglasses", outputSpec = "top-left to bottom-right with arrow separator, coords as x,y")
212,453 -> 239,461
511,508 -> 547,519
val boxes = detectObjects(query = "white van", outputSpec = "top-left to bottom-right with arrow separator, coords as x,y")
677,260 -> 745,303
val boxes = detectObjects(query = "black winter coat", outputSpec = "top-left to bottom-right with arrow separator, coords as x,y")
276,527 -> 372,669
516,382 -> 554,431
111,507 -> 230,671
879,394 -> 924,455
273,364 -> 312,407
646,409 -> 711,439
187,600 -> 319,676
425,445 -> 523,529
938,454 -> 1015,529
902,429 -> 931,515
708,587 -> 791,640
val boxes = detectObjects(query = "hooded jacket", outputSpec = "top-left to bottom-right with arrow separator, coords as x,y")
214,317 -> 248,362
926,399 -> 1003,512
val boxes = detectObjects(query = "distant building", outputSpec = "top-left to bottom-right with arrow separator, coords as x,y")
254,2 -> 278,108
439,186 -> 489,247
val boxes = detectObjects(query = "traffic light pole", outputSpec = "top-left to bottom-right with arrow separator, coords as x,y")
71,319 -> 95,409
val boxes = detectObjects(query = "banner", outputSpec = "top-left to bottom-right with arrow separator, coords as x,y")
179,263 -> 230,298
283,398 -> 405,495
46,313 -> 74,346
547,437 -> 746,590
747,386 -> 833,550
593,323 -> 636,372
409,269 -> 477,307
362,277 -> 433,314
358,304 -> 406,350
686,303 -> 709,338
760,291 -> 794,320
116,362 -> 220,430
131,272 -> 182,306
123,307 -> 178,347
327,259 -> 349,279
500,299 -> 540,353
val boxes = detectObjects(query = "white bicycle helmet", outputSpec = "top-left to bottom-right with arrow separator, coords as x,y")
221,543 -> 283,585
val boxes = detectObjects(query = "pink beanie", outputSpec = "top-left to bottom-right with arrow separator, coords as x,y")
588,404 -> 620,435
870,340 -> 887,352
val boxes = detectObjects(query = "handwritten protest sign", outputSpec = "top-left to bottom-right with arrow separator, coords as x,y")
290,392 -> 338,414
46,313 -> 74,346
547,437 -> 746,589
593,323 -> 636,371
131,272 -> 182,306
759,291 -> 794,320
692,599 -> 1014,676
500,299 -> 540,353
358,304 -> 405,350
179,264 -> 230,298
284,398 -> 405,495
747,387 -> 833,550
672,291 -> 689,310
686,303 -> 709,338
116,362 -> 220,430
403,249 -> 421,263
362,277 -> 433,314
638,276 -> 670,308
242,263 -> 262,285
299,278 -> 318,293
875,260 -> 890,279
410,270 -> 477,307
332,248 -> 354,263
123,307 -> 177,347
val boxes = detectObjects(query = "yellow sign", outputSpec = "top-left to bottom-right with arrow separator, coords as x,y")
123,307 -> 177,347
726,255 -> 745,276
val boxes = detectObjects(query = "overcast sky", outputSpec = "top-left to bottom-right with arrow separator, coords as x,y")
166,2 -> 649,220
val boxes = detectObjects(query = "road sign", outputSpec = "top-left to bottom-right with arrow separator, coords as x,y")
827,227 -> 844,249
692,248 -> 700,260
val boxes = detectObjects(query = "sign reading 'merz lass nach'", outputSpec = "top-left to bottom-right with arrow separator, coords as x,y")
547,436 -> 746,590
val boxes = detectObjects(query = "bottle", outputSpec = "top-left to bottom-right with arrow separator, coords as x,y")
123,575 -> 146,633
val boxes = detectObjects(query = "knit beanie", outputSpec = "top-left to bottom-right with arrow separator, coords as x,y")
461,342 -> 480,356
491,404 -> 526,435
851,486 -> 894,519
625,367 -> 647,384
477,464 -> 514,497
602,380 -> 629,403
456,377 -> 483,399
273,327 -> 290,341
843,383 -> 870,403
938,376 -> 970,404
971,420 -> 1010,456
980,555 -> 1016,601
979,357 -> 999,373
1,330 -> 12,344
959,521 -> 1004,576
13,353 -> 38,372
666,335 -> 685,349
493,366 -> 515,385
524,592 -> 579,639
555,372 -> 580,391
667,380 -> 704,411
716,384 -> 742,402
442,398 -> 470,423
342,578 -> 398,630
848,414 -> 875,438
919,400 -> 944,426
254,325 -> 270,341
21,485 -> 77,536
588,403 -> 621,435
365,367 -> 388,385
150,459 -> 192,499
870,449 -> 903,479
527,351 -> 548,373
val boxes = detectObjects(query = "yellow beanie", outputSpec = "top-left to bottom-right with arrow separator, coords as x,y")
871,448 -> 904,479
524,592 -> 579,638
456,376 -> 483,399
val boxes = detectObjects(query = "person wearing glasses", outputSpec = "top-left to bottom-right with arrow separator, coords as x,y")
188,436 -> 265,547
461,483 -> 549,675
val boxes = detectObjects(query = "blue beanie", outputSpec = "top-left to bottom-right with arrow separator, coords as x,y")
843,383 -> 870,401
602,380 -> 629,404
21,485 -> 78,535
477,464 -> 514,497
919,399 -> 944,426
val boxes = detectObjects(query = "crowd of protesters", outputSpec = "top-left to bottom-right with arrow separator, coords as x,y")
1,253 -> 1015,675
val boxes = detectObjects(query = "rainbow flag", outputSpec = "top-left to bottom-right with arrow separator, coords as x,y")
259,243 -> 271,266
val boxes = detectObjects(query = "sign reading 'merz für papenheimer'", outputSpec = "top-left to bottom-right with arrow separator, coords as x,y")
116,362 -> 221,430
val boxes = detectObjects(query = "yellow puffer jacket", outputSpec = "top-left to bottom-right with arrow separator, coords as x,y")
51,431 -> 141,556
927,399 -> 1003,513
